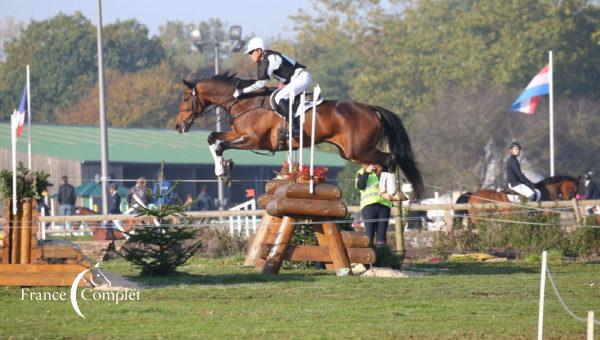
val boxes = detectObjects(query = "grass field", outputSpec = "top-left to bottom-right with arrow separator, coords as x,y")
1,255 -> 599,338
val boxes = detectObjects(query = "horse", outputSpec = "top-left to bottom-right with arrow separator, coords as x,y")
174,73 -> 424,199
454,175 -> 580,226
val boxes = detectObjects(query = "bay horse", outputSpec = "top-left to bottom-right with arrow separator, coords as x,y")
454,175 -> 579,226
174,73 -> 424,198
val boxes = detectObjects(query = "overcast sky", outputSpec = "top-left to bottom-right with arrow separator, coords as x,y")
1,0 -> 311,39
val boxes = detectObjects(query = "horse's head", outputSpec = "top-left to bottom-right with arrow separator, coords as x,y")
560,176 -> 579,200
175,79 -> 207,134
536,175 -> 580,200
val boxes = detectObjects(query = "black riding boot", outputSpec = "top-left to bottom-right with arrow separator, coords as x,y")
278,99 -> 300,138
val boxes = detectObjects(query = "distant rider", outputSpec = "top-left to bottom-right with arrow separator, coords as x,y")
233,37 -> 312,136
506,141 -> 540,201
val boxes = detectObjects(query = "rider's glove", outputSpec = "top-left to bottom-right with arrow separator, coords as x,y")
233,89 -> 242,98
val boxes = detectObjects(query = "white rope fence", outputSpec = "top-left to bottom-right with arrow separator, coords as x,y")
537,250 -> 599,339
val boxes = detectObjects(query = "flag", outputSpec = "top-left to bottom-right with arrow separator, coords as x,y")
13,84 -> 27,137
510,64 -> 550,114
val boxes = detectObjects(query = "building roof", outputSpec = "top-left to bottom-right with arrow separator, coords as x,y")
0,123 -> 346,167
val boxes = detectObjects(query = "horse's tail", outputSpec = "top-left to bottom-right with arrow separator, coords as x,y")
373,106 -> 424,199
454,192 -> 472,226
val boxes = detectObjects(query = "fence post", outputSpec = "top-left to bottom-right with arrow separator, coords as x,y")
538,250 -> 547,340
572,198 -> 582,226
588,311 -> 594,340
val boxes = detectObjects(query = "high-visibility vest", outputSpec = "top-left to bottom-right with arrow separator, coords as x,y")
356,169 -> 392,209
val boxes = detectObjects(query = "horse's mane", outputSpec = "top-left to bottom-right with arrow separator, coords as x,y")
208,71 -> 256,88
537,175 -> 578,184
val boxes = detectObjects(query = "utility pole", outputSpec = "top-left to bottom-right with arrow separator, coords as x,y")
96,0 -> 109,215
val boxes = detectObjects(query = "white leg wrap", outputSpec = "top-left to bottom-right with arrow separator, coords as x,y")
209,143 -> 224,177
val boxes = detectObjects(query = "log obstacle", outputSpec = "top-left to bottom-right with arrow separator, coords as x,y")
244,180 -> 376,275
0,198 -> 91,286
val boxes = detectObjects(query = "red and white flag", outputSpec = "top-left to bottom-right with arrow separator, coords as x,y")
13,84 -> 27,137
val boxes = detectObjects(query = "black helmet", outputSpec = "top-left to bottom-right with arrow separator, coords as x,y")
509,141 -> 522,150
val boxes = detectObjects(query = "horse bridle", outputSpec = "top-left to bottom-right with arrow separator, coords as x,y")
181,87 -> 238,130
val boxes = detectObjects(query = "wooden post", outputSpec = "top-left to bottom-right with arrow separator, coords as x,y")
2,199 -> 12,264
244,213 -> 280,267
393,201 -> 404,255
572,198 -> 582,226
393,170 -> 405,256
314,223 -> 334,270
10,199 -> 21,264
321,222 -> 351,273
262,216 -> 297,275
20,198 -> 32,264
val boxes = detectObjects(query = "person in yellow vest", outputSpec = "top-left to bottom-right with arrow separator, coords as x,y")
355,164 -> 400,247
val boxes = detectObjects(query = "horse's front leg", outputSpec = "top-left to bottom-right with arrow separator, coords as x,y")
207,131 -> 248,177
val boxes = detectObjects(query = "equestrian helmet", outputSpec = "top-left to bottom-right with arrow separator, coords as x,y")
244,37 -> 265,54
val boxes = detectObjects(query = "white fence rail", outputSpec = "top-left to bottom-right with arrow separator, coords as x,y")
228,199 -> 258,237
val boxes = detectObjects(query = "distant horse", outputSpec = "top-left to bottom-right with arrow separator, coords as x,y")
174,73 -> 424,199
454,176 -> 580,225
72,207 -> 137,241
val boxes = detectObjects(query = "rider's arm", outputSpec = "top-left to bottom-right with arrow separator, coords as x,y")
241,54 -> 282,94
241,80 -> 267,94
515,163 -> 534,187
355,170 -> 369,190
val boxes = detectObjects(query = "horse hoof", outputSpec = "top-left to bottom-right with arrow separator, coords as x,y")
224,159 -> 235,172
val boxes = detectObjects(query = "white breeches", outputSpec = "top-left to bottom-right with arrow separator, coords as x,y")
274,69 -> 312,104
509,183 -> 541,201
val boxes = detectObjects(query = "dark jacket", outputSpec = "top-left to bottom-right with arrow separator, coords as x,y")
108,192 -> 121,214
506,155 -> 533,187
196,192 -> 213,211
585,180 -> 600,199
57,183 -> 76,205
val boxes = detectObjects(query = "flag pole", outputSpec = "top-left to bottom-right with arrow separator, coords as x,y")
11,115 -> 18,215
26,64 -> 32,169
549,51 -> 554,177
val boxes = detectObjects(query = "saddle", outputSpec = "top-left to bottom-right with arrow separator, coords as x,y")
269,89 -> 324,119
272,89 -> 324,149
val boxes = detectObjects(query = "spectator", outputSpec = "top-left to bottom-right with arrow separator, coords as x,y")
582,172 -> 600,199
153,171 -> 172,206
355,164 -> 401,247
106,183 -> 124,240
126,177 -> 150,211
579,172 -> 600,216
184,193 -> 195,211
57,175 -> 76,228
196,186 -> 213,211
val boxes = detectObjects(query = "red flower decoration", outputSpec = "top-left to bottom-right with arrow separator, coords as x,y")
276,161 -> 328,184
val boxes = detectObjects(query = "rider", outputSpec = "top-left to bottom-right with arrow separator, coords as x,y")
506,141 -> 540,201
232,37 -> 312,136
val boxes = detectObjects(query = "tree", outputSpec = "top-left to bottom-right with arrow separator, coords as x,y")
104,19 -> 165,73
0,14 -> 167,123
0,17 -> 25,62
0,12 -> 97,123
57,62 -> 180,128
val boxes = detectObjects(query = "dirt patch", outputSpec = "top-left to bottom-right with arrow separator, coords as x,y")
351,264 -> 428,278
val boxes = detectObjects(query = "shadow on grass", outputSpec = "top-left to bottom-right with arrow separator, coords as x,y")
407,262 -> 538,276
123,271 -> 319,288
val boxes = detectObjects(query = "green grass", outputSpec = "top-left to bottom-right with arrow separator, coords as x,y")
1,256 -> 599,338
